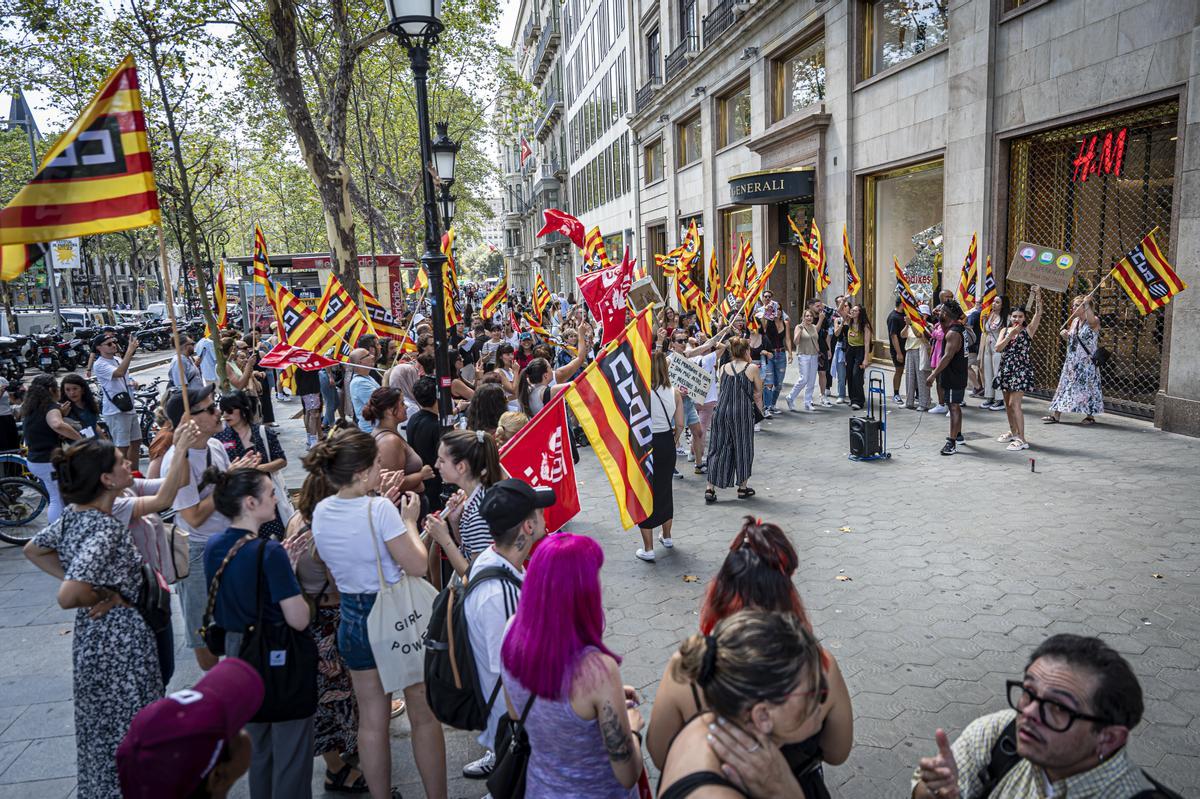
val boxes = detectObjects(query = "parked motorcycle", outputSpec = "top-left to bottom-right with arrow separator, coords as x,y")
0,337 -> 25,382
34,334 -> 58,373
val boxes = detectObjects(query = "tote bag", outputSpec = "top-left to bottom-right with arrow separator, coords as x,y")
365,499 -> 439,693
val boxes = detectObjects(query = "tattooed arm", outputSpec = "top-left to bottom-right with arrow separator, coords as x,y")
586,652 -> 645,788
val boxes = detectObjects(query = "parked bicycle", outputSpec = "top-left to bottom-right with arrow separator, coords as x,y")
0,451 -> 50,546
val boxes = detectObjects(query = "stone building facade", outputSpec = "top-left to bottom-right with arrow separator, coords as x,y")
626,0 -> 1199,435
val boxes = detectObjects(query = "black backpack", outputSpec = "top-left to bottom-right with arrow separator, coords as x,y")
424,566 -> 521,731
981,719 -> 1183,799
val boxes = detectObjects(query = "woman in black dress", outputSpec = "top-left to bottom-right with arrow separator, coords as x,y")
705,338 -> 762,504
995,287 -> 1043,452
637,351 -> 683,562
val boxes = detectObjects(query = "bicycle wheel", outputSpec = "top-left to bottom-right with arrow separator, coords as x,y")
0,477 -> 50,545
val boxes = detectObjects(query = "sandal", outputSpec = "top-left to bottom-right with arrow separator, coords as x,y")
737,487 -> 756,499
326,765 -> 369,794
1081,416 -> 1096,425
997,432 -> 1014,442
1041,415 -> 1059,424
704,489 -> 717,504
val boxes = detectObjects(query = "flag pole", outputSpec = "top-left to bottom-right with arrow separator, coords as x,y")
157,224 -> 190,415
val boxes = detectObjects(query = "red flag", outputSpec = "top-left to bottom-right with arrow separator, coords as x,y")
535,208 -> 587,250
499,395 -> 580,533
519,135 -> 533,166
576,256 -> 634,346
258,343 -> 342,371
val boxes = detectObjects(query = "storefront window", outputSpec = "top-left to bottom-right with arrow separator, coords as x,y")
646,223 -> 668,294
867,161 -> 943,337
677,113 -> 701,167
865,0 -> 948,77
720,207 -> 754,285
774,37 -> 825,122
719,83 -> 752,147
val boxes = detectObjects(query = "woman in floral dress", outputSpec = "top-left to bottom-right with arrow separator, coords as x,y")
24,439 -> 162,799
1045,294 -> 1103,424
995,287 -> 1043,452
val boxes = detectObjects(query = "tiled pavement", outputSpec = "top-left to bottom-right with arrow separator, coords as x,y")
0,360 -> 1197,797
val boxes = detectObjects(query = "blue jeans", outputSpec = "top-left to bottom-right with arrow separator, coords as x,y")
318,369 -> 338,427
832,341 -> 848,399
760,351 -> 788,410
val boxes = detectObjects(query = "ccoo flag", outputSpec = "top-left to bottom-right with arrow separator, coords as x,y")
0,56 -> 160,249
843,225 -> 861,296
894,256 -> 928,337
956,233 -> 978,309
359,284 -> 406,339
1111,228 -> 1187,315
270,282 -> 349,358
318,272 -> 375,347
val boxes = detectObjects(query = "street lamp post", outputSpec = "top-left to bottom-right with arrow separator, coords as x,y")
385,0 -> 458,425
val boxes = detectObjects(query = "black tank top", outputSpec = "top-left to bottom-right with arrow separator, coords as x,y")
23,408 -> 61,463
941,323 -> 969,390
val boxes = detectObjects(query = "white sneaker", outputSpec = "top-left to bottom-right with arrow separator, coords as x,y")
786,396 -> 796,411
804,403 -> 813,412
893,394 -> 903,404
835,397 -> 847,405
928,404 -> 948,414
658,534 -> 674,549
463,750 -> 496,779
754,423 -> 762,432
685,450 -> 694,462
635,548 -> 656,562
821,399 -> 833,407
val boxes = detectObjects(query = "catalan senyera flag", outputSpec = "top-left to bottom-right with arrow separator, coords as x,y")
738,252 -> 780,320
725,238 -> 748,293
0,244 -> 48,282
406,267 -> 429,295
742,245 -> 759,297
843,224 -> 861,296
705,249 -> 720,300
895,256 -> 928,337
534,273 -> 552,323
252,224 -> 272,289
808,220 -> 830,291
564,308 -> 655,529
214,263 -> 228,329
0,56 -> 160,249
318,272 -> 374,348
271,282 -> 348,358
956,232 -> 979,309
582,226 -> 611,270
1111,228 -> 1187,315
441,229 -> 461,328
979,255 -> 998,320
788,214 -> 810,267
359,284 -> 406,339
679,219 -> 701,274
481,271 -> 508,320
675,271 -> 704,313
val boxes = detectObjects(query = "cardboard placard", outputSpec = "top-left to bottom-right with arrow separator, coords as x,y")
627,276 -> 664,312
667,351 -> 713,399
1008,242 -> 1079,293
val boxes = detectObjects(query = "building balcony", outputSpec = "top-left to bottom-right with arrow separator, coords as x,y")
635,75 -> 662,114
702,0 -> 738,47
531,14 -> 560,86
522,13 -> 541,47
539,231 -> 571,250
533,161 -> 562,193
534,87 -> 563,140
664,34 -> 699,84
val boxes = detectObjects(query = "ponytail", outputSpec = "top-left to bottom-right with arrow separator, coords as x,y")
516,358 -> 550,416
211,468 -> 270,519
441,428 -> 501,487
297,429 -> 377,519
53,439 -> 117,505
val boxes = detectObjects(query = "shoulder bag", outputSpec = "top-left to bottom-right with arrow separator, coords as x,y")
488,695 -> 536,799
1073,329 -> 1111,369
134,561 -> 172,633
99,375 -> 134,413
364,498 -> 440,693
238,539 -> 319,723
258,425 -> 297,525
198,533 -> 255,656
164,521 -> 190,583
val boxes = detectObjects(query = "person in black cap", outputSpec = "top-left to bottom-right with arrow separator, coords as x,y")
441,478 -> 555,781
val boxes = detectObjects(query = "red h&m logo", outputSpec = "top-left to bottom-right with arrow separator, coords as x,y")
1072,128 -> 1127,183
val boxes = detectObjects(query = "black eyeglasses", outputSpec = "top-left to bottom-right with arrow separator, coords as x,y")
102,339 -> 118,346
1006,680 -> 1110,732
194,404 -> 219,416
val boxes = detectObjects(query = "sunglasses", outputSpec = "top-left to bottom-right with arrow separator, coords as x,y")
194,404 -> 219,415
101,339 -> 118,346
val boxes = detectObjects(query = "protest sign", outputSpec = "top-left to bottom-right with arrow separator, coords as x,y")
667,352 -> 713,399
1008,242 -> 1079,293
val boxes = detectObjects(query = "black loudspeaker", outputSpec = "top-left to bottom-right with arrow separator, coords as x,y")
849,416 -> 883,458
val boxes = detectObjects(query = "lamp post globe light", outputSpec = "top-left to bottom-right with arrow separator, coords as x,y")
385,0 -> 456,424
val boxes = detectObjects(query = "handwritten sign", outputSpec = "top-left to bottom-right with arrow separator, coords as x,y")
1007,242 -> 1079,293
667,352 -> 713,399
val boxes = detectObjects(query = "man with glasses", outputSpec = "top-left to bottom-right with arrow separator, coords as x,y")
913,634 -> 1161,799
92,331 -> 142,471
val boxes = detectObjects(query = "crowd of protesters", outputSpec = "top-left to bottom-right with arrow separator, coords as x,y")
15,278 -> 1155,799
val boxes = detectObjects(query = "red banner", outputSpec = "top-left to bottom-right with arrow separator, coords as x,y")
576,257 -> 634,346
258,343 -> 341,371
499,395 -> 580,533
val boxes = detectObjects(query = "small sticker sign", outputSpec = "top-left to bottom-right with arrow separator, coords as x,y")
1007,241 -> 1079,293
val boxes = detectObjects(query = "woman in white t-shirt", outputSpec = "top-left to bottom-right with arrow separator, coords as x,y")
302,429 -> 453,799
637,351 -> 684,563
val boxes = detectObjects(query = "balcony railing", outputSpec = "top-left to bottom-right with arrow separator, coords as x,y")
703,0 -> 737,47
523,13 -> 541,46
664,34 -> 699,83
539,231 -> 570,249
532,13 -> 561,86
534,86 -> 564,139
635,75 -> 662,114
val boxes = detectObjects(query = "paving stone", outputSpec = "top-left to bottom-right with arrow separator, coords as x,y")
0,703 -> 74,743
0,735 -> 74,782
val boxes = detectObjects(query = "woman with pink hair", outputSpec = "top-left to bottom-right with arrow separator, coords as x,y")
500,534 -> 644,797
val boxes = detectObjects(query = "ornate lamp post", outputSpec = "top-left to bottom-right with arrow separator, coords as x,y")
385,0 -> 458,424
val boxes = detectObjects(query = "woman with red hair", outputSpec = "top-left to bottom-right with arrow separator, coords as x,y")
500,534 -> 644,797
646,517 -> 853,797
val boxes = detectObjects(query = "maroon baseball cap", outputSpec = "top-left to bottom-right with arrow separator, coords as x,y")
117,658 -> 265,798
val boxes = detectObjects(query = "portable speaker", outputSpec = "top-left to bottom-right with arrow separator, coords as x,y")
849,416 -> 883,458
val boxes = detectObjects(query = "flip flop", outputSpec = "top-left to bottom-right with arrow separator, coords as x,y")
1080,416 -> 1096,425
1041,416 -> 1059,424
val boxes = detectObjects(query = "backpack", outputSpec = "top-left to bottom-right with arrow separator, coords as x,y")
981,719 -> 1183,799
424,566 -> 522,731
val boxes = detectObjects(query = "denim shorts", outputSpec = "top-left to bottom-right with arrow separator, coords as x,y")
338,592 -> 378,670
681,395 -> 700,427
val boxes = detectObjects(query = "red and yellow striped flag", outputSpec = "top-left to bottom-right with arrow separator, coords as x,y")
675,271 -> 704,313
979,255 -> 997,320
481,271 -> 508,320
214,262 -> 228,329
270,282 -> 348,358
252,224 -> 272,289
405,267 -> 429,295
0,244 -> 48,283
317,272 -> 374,348
1111,228 -> 1187,315
442,228 -> 461,328
583,226 -> 611,270
563,308 -> 655,529
359,283 -> 406,339
0,56 -> 160,249
843,224 -> 861,296
534,273 -> 552,323
808,220 -> 830,291
956,232 -> 978,309
725,238 -> 748,294
895,256 -> 928,337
